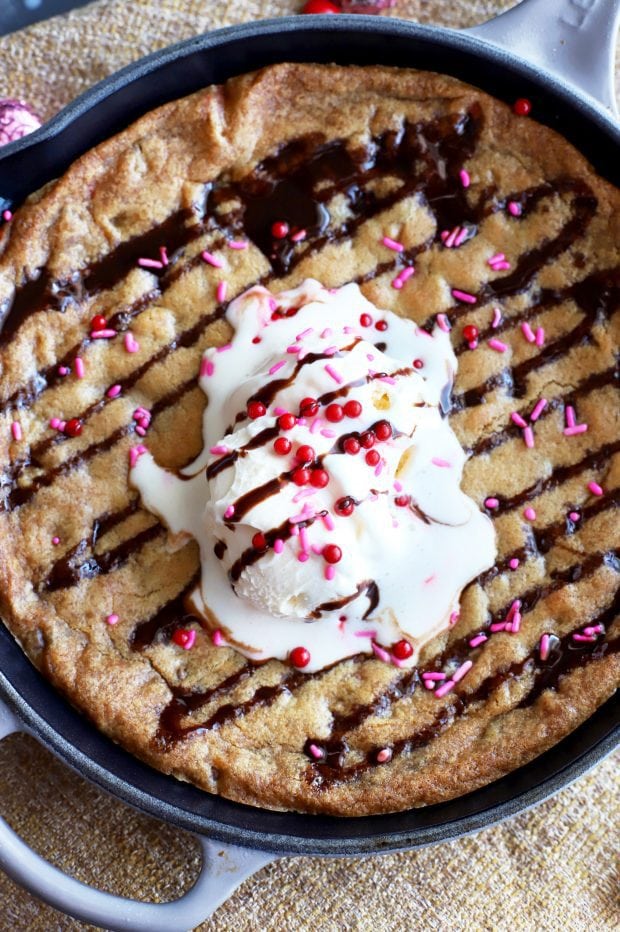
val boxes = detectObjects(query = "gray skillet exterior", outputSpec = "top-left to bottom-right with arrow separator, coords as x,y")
0,15 -> 618,857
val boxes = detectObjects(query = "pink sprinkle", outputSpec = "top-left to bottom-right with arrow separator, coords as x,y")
291,229 -> 307,243
509,613 -> 522,634
58,366 -> 70,376
323,345 -> 339,356
424,679 -> 437,690
378,376 -> 396,385
391,275 -> 403,290
210,445 -> 229,455
535,327 -> 545,347
129,445 -> 147,468
179,630 -> 197,650
435,679 -> 456,698
212,629 -> 225,647
296,327 -> 313,340
299,526 -> 310,553
91,329 -> 116,339
440,230 -> 449,242
508,201 -> 522,216
488,252 -> 505,266
521,322 -> 536,343
583,625 -> 604,636
200,358 -> 215,378
52,536 -> 60,546
572,633 -> 596,643
509,558 -> 520,570
224,505 -> 235,519
524,506 -> 536,521
135,425 -> 147,436
106,384 -> 121,399
422,671 -> 446,682
354,629 -> 378,639
485,497 -> 499,509
308,743 -> 324,760
507,600 -> 521,622
565,405 -> 576,428
201,250 -> 224,268
523,426 -> 535,448
75,357 -> 85,378
459,169 -> 471,188
10,421 -> 22,441
376,748 -> 392,764
454,227 -> 469,248
492,307 -> 502,328
492,261 -> 511,271
298,552 -> 309,563
511,412 -> 527,428
106,613 -> 119,626
445,227 -> 460,248
374,462 -> 384,478
436,313 -> 451,333
399,266 -> 415,284
564,424 -> 588,437
569,511 -> 580,522
272,407 -> 286,416
452,660 -> 473,683
490,622 -> 507,633
273,538 -> 284,554
469,634 -> 488,648
216,343 -> 232,353
322,513 -> 335,532
311,544 -> 323,555
382,235 -> 404,252
324,364 -> 343,384
320,428 -> 336,438
2,210 -> 12,222
320,328 -> 333,339
159,246 -> 169,266
137,258 -> 163,269
488,338 -> 507,353
530,398 -> 548,422
310,418 -> 322,435
124,333 -> 139,354
324,565 -> 336,582
49,417 -> 62,430
452,288 -> 477,304
372,642 -> 391,663
539,634 -> 551,662
227,239 -> 248,250
432,457 -> 451,468
449,611 -> 460,626
588,481 -> 603,496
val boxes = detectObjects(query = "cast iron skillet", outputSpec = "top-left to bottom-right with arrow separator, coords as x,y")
0,2 -> 618,929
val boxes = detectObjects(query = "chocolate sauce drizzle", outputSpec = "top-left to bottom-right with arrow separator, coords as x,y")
1,104 -> 618,781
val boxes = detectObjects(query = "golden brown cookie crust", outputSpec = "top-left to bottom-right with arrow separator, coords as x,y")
0,64 -> 617,815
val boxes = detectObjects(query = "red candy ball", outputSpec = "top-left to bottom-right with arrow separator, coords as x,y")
274,437 -> 292,455
360,430 -> 375,449
335,496 -> 355,516
310,468 -> 329,488
172,628 -> 194,649
393,639 -> 413,660
300,397 -> 319,417
395,494 -> 410,508
296,444 -> 315,464
359,313 -> 373,327
413,358 -> 424,369
290,646 -> 311,668
278,413 -> 297,430
292,467 -> 311,486
374,420 -> 392,441
65,418 -> 82,437
247,400 -> 266,419
463,324 -> 479,343
513,98 -> 532,116
375,320 -> 388,332
325,403 -> 344,423
252,532 -> 268,551
271,221 -> 289,239
344,399 -> 362,418
323,544 -> 342,564
343,437 -> 360,455
301,0 -> 340,13
365,449 -> 380,466
90,315 -> 107,332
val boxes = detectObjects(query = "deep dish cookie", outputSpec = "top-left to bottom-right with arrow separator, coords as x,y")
0,64 -> 617,815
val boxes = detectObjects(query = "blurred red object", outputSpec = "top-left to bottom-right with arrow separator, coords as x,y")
340,0 -> 397,10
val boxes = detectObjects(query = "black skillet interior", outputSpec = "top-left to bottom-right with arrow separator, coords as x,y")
0,16 -> 618,856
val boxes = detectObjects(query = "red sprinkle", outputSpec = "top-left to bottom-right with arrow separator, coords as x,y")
90,314 -> 107,331
296,444 -> 315,464
252,532 -> 268,551
392,639 -> 413,660
374,420 -> 392,441
274,437 -> 292,455
513,97 -> 532,116
343,437 -> 360,455
293,467 -> 311,486
335,496 -> 355,517
359,313 -> 373,327
375,320 -> 388,332
310,468 -> 329,488
463,324 -> 478,343
271,221 -> 289,239
365,449 -> 380,466
323,544 -> 342,564
278,413 -> 297,430
325,403 -> 344,423
65,418 -> 82,437
248,400 -> 266,419
172,629 -> 196,650
360,430 -> 375,449
413,359 -> 424,369
290,646 -> 311,668
344,400 -> 362,418
394,495 -> 410,508
300,397 -> 319,417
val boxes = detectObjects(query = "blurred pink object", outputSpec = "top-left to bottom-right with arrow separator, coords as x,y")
0,100 -> 41,147
340,0 -> 397,10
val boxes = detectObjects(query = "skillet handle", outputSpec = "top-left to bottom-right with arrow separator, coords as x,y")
467,0 -> 620,115
0,703 -> 276,932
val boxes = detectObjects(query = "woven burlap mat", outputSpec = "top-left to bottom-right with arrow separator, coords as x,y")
0,2 -> 618,929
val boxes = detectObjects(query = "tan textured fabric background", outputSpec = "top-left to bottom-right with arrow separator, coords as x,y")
0,1 -> 618,929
